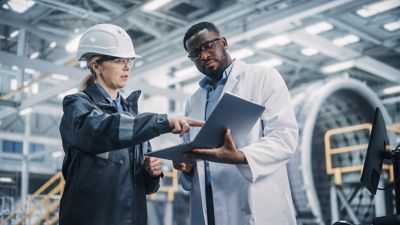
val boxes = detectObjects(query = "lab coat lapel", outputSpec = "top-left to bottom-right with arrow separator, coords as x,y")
190,88 -> 209,221
220,59 -> 245,98
191,88 -> 208,121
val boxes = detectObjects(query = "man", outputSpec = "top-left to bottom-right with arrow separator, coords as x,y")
173,22 -> 299,225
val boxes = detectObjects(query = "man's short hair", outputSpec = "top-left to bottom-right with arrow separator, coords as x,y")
183,22 -> 220,51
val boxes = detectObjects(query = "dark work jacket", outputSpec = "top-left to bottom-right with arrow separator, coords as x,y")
59,83 -> 171,225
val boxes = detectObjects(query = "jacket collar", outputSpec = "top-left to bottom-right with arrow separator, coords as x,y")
84,82 -> 141,114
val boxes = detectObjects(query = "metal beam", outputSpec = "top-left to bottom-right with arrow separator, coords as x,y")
0,12 -> 66,45
34,0 -> 110,21
0,51 -> 189,120
288,30 -> 400,83
131,0 -> 354,82
93,0 -> 163,37
0,131 -> 61,146
288,30 -> 360,60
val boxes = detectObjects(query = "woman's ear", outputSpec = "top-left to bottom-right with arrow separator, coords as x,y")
91,61 -> 100,73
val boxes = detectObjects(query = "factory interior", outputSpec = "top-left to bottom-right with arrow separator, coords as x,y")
0,0 -> 400,224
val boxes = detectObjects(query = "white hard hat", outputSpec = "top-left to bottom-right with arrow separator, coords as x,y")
76,23 -> 142,61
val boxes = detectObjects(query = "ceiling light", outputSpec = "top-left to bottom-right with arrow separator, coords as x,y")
49,41 -> 57,48
230,48 -> 255,59
10,79 -> 17,90
51,74 -> 70,81
321,60 -> 354,74
0,177 -> 12,183
24,68 -> 36,74
301,48 -> 319,56
384,20 -> 400,31
5,0 -> 35,13
142,0 -> 172,11
257,58 -> 283,67
29,52 -> 40,59
332,34 -> 360,46
9,30 -> 19,38
305,21 -> 333,35
11,65 -> 18,71
174,66 -> 198,78
254,35 -> 291,49
19,107 -> 33,116
31,83 -> 39,94
65,34 -> 82,53
58,88 -> 78,99
356,0 -> 400,18
383,85 -> 400,95
51,151 -> 64,158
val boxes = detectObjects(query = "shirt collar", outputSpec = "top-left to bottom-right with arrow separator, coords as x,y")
95,83 -> 121,105
199,60 -> 235,90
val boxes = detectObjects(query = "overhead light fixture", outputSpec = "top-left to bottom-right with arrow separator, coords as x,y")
29,52 -> 40,59
9,30 -> 19,38
142,0 -> 172,11
65,34 -> 82,53
305,21 -> 333,35
257,58 -> 283,67
31,83 -> 39,94
254,35 -> 291,49
58,88 -> 78,99
19,107 -> 33,116
49,41 -> 57,48
51,74 -> 70,81
356,0 -> 400,18
230,48 -> 255,59
383,85 -> 400,95
332,34 -> 360,46
174,66 -> 198,78
301,48 -> 319,56
51,151 -> 64,158
24,68 -> 36,74
11,65 -> 18,71
3,0 -> 35,13
321,60 -> 354,74
383,20 -> 400,31
0,177 -> 13,183
10,79 -> 17,90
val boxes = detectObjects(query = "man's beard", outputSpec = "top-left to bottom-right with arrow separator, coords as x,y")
207,55 -> 229,81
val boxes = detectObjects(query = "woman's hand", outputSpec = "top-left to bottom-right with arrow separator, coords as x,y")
144,156 -> 162,177
168,117 -> 204,136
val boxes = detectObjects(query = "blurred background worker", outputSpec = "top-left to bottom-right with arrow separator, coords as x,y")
59,24 -> 203,225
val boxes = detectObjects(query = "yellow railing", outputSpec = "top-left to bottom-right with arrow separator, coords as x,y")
0,172 -> 64,225
324,123 -> 399,185
0,166 -> 180,224
148,169 -> 179,202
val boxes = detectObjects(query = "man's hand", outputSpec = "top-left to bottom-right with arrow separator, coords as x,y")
168,116 -> 204,136
185,129 -> 247,164
144,156 -> 163,177
173,161 -> 195,175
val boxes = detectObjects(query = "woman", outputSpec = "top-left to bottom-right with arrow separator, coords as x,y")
59,24 -> 202,225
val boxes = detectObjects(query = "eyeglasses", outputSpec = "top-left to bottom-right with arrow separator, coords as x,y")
95,55 -> 135,67
187,37 -> 222,61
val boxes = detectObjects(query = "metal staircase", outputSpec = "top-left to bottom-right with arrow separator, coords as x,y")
0,172 -> 64,225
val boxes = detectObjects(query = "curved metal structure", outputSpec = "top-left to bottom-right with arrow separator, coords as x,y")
288,77 -> 393,225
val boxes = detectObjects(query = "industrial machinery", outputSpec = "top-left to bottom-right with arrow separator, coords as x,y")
288,76 -> 396,225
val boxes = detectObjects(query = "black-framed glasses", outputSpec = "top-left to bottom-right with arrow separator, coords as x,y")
95,55 -> 135,67
187,37 -> 222,61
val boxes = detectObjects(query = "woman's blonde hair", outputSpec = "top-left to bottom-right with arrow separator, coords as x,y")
80,57 -> 98,91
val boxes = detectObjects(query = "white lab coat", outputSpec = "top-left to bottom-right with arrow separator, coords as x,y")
180,59 -> 299,225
